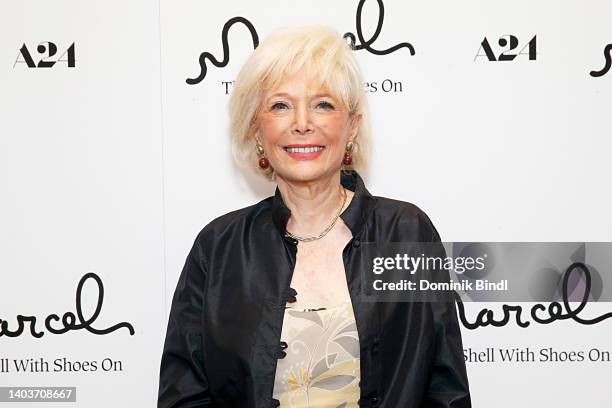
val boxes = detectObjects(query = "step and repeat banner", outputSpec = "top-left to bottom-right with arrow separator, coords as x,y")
1,1 -> 611,406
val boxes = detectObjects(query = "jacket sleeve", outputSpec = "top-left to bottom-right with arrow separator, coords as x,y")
158,236 -> 213,408
421,217 -> 472,408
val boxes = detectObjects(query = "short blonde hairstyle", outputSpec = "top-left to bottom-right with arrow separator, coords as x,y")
228,24 -> 372,181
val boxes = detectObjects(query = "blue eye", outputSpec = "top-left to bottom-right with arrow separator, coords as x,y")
271,102 -> 288,110
317,101 -> 335,110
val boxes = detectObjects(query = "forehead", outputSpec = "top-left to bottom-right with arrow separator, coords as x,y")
263,69 -> 336,99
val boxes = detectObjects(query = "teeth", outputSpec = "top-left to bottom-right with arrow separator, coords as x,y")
285,146 -> 324,153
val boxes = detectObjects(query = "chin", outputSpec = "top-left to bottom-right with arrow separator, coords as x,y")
275,165 -> 329,183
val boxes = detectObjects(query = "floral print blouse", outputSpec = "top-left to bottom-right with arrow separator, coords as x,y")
272,300 -> 360,407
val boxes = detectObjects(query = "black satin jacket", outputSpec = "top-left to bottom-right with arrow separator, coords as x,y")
158,170 -> 471,408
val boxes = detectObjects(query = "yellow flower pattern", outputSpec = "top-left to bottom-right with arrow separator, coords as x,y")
272,300 -> 360,407
288,366 -> 309,391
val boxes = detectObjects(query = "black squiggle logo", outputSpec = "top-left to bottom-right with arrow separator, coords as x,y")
186,16 -> 259,85
456,262 -> 612,329
343,0 -> 415,55
186,0 -> 413,85
0,273 -> 135,339
590,44 -> 612,77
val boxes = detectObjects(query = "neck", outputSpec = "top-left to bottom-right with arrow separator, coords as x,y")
276,172 -> 352,236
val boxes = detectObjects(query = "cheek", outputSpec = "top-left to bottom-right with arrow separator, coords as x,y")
316,116 -> 350,140
260,117 -> 289,143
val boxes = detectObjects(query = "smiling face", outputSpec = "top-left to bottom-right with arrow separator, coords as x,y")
254,69 -> 361,184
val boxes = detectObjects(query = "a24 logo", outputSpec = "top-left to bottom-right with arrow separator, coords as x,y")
14,42 -> 76,68
475,35 -> 537,62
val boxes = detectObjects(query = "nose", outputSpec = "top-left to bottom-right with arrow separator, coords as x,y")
292,103 -> 313,135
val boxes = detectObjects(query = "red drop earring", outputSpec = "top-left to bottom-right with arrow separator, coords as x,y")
342,141 -> 354,166
256,144 -> 269,169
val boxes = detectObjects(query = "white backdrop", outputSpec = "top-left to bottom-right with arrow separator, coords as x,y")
1,0 -> 611,406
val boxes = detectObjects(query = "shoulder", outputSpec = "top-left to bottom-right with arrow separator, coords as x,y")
190,196 -> 274,255
196,196 -> 274,241
369,195 -> 441,242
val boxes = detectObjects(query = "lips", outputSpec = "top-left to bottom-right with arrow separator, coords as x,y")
283,144 -> 325,161
284,146 -> 324,153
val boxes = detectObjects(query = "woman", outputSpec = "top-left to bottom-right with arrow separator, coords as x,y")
158,24 -> 470,408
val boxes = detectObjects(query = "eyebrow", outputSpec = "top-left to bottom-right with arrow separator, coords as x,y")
267,92 -> 334,100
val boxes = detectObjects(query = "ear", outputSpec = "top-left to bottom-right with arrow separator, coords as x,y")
252,127 -> 263,146
250,113 -> 262,145
348,113 -> 362,141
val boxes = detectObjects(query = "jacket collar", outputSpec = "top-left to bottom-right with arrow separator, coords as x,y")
271,170 -> 376,237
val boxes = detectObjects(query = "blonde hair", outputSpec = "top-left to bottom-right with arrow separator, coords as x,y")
228,24 -> 372,181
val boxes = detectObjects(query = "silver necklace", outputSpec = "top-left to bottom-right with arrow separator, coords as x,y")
284,187 -> 347,242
